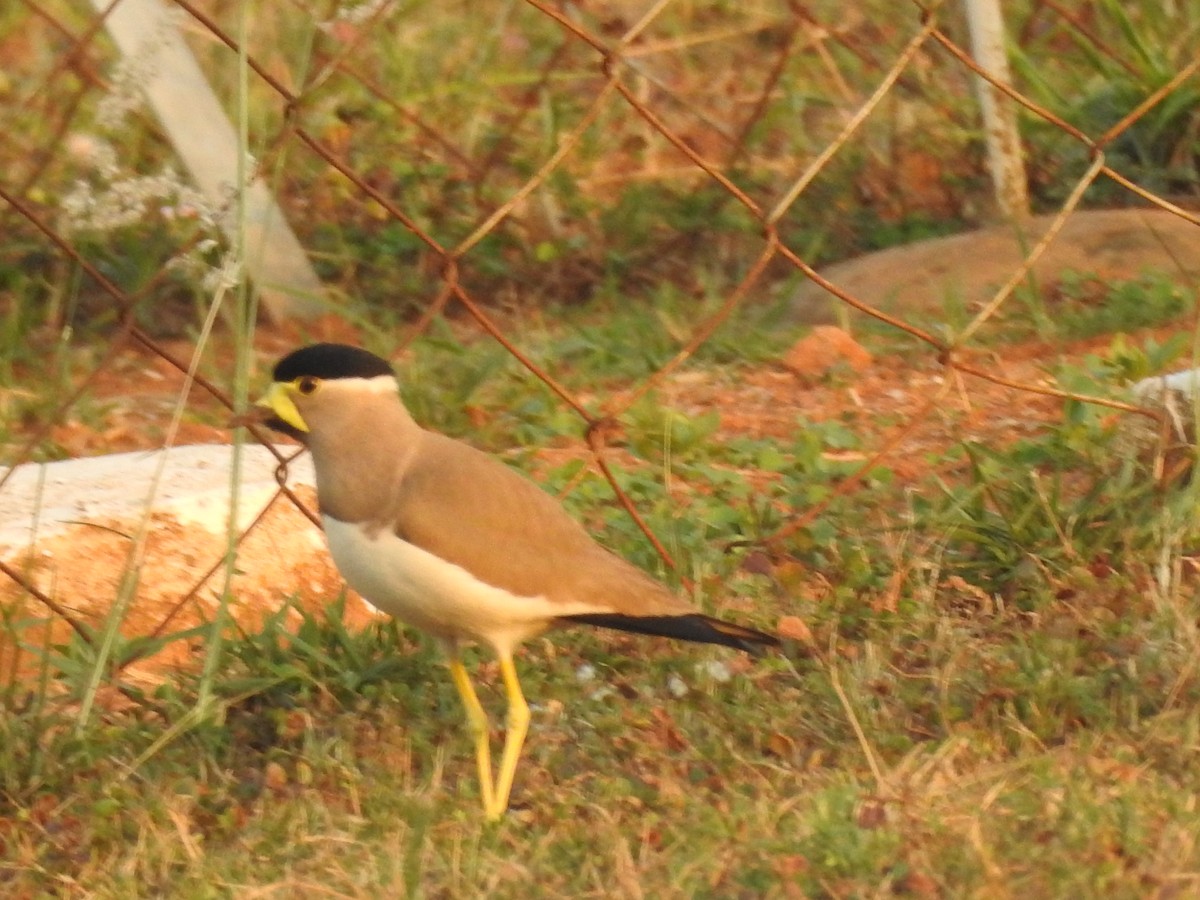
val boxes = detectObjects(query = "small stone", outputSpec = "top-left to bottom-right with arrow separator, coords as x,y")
666,674 -> 688,698
782,326 -> 872,378
696,660 -> 731,683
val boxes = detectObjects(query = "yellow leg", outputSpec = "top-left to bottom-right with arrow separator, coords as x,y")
446,652 -> 496,816
489,653 -> 531,820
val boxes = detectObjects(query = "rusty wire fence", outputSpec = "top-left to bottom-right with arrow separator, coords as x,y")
1,0 -> 1199,677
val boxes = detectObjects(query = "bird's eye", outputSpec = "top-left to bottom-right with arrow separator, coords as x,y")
296,376 -> 319,395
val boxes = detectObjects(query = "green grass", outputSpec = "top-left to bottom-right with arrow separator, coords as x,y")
5,311 -> 1200,895
1013,0 -> 1200,206
5,568 -> 1200,896
6,600 -> 1198,897
4,0 -> 1200,894
1004,270 -> 1197,345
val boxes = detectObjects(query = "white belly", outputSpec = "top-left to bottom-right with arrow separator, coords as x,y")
321,515 -> 601,654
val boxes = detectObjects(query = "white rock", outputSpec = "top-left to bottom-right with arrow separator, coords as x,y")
666,673 -> 688,698
696,659 -> 732,683
0,444 -> 315,554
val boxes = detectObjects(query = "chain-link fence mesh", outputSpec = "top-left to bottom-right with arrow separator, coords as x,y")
2,0 -> 1198,675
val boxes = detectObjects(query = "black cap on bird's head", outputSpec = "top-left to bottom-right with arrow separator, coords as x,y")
245,343 -> 397,441
272,343 -> 394,383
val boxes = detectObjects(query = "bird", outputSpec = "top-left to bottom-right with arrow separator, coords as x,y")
247,342 -> 777,820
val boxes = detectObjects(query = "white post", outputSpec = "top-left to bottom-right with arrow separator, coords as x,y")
88,0 -> 327,321
963,0 -> 1030,220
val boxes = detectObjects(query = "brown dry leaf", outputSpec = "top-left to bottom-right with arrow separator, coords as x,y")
464,405 -> 489,428
872,568 -> 906,613
263,761 -> 288,791
740,550 -> 774,576
897,869 -> 941,898
856,798 -> 888,829
777,615 -> 813,643
764,731 -> 796,758
773,854 -> 811,898
650,707 -> 689,753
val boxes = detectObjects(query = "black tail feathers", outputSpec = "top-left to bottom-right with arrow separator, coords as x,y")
560,612 -> 778,655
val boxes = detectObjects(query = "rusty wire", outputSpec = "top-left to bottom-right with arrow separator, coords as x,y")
0,0 -> 1195,674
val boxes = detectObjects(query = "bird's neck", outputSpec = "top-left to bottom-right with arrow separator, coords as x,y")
309,401 -> 422,525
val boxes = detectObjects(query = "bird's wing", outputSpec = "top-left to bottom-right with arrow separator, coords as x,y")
386,431 -> 693,617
